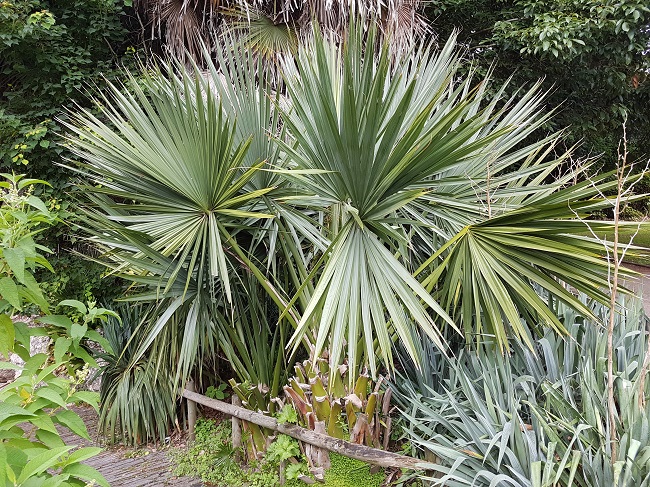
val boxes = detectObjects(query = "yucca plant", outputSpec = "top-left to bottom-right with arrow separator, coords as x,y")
393,297 -> 650,486
99,304 -> 178,445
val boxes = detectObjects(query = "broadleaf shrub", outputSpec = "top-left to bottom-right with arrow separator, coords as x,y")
0,173 -> 110,486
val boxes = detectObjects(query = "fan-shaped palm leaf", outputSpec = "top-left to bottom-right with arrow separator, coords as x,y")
61,60 -> 293,390
63,64 -> 275,301
279,24 -> 641,380
278,26 -> 516,378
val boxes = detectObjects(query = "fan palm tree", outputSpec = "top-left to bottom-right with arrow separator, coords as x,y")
276,25 -> 636,377
133,0 -> 428,62
64,23 -> 639,437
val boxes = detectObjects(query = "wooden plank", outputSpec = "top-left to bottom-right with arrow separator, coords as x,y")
56,406 -> 199,487
183,388 -> 432,470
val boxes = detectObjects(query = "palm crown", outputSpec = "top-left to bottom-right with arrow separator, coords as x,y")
65,23 -> 632,390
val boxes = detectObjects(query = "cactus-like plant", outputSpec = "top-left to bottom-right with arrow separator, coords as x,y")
228,349 -> 394,474
283,351 -> 393,449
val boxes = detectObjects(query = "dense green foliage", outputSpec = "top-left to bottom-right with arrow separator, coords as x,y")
172,419 -> 280,487
425,0 -> 650,172
0,0 -> 133,183
0,0 -> 136,304
61,21 -> 646,460
1,1 -> 647,305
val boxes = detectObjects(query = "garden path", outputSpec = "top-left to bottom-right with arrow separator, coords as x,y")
60,406 -> 201,487
625,264 -> 650,315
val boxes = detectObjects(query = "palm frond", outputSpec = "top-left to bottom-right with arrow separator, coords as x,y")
63,63 -> 274,303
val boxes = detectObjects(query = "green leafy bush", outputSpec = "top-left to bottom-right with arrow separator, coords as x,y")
0,357 -> 108,487
0,0 -> 137,305
0,173 -> 109,486
425,0 -> 650,174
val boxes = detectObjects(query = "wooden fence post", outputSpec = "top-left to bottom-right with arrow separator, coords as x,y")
232,395 -> 242,459
187,380 -> 197,442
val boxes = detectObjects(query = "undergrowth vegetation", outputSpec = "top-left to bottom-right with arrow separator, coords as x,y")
172,418 -> 385,487
172,419 -> 279,487
394,298 -> 650,486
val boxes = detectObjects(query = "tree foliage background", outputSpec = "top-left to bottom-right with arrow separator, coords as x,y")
0,0 -> 137,304
426,0 -> 650,172
0,0 -> 649,299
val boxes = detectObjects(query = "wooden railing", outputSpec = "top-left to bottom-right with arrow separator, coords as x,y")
182,387 -> 432,470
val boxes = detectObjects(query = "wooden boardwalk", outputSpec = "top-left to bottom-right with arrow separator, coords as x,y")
59,407 -> 202,487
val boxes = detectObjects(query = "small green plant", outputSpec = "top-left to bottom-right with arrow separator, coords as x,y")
206,383 -> 230,400
266,434 -> 300,464
276,404 -> 298,424
285,462 -> 308,481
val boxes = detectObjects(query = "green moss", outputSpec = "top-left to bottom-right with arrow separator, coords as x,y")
325,453 -> 385,487
285,453 -> 385,487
